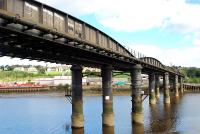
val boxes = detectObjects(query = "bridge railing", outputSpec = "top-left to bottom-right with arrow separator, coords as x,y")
124,46 -> 146,58
123,46 -> 168,69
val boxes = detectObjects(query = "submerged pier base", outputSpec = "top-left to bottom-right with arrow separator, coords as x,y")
71,65 -> 84,128
149,72 -> 156,105
131,64 -> 144,124
174,75 -> 179,97
163,72 -> 170,104
180,77 -> 184,93
155,75 -> 160,99
102,65 -> 114,127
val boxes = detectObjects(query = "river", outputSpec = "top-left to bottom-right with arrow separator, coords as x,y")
0,93 -> 199,134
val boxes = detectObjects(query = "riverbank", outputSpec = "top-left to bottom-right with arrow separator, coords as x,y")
0,85 -> 133,97
0,91 -> 131,98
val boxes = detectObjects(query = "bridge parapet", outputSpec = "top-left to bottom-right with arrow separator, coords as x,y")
165,66 -> 181,75
139,57 -> 183,76
139,57 -> 165,69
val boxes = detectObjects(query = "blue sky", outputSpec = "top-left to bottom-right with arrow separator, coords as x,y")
0,0 -> 200,67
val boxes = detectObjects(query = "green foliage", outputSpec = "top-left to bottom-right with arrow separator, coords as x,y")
182,67 -> 200,77
186,78 -> 200,83
181,67 -> 200,83
45,71 -> 63,76
3,65 -> 14,71
113,72 -> 130,78
0,65 -> 71,82
0,70 -> 66,82
35,65 -> 46,74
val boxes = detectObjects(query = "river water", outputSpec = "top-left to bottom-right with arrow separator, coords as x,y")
0,93 -> 199,134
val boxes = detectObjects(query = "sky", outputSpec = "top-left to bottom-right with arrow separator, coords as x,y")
1,0 -> 200,67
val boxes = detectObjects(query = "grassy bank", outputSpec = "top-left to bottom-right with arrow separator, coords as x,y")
0,71 -> 64,82
184,77 -> 200,83
180,67 -> 200,83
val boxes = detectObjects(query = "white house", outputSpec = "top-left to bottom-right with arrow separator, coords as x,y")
27,67 -> 38,74
14,67 -> 25,72
34,78 -> 54,85
53,76 -> 71,85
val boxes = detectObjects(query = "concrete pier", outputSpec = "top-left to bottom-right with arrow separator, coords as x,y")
149,72 -> 156,104
71,65 -> 84,128
102,65 -> 114,127
174,75 -> 179,97
163,72 -> 170,104
130,64 -> 143,124
180,77 -> 183,93
155,74 -> 160,99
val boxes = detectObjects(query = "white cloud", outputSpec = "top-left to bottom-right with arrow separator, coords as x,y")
129,44 -> 200,67
38,0 -> 200,32
193,39 -> 200,46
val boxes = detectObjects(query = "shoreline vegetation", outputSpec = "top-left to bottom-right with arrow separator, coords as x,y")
0,70 -> 64,82
0,66 -> 199,83
0,65 -> 199,97
180,67 -> 200,83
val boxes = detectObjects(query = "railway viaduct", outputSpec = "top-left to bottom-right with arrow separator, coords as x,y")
0,0 -> 183,128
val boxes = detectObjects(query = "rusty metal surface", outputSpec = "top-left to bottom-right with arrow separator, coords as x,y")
0,0 -> 134,57
0,0 -> 183,77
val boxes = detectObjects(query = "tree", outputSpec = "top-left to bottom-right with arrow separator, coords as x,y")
4,65 -> 14,71
35,65 -> 46,74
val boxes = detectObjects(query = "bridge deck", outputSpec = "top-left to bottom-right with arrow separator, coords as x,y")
0,0 -> 182,76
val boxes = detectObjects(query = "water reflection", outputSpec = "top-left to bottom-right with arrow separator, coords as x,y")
147,93 -> 182,133
1,94 -> 200,134
132,124 -> 144,134
103,126 -> 115,134
72,128 -> 84,134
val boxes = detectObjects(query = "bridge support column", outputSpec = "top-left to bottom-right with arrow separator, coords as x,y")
163,72 -> 170,104
131,64 -> 143,124
174,75 -> 179,97
149,72 -> 156,104
102,65 -> 114,127
180,77 -> 184,93
71,65 -> 84,128
155,75 -> 160,99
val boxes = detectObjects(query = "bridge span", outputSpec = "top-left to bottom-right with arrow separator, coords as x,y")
0,0 -> 184,128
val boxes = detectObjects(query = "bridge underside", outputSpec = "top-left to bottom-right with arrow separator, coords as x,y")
0,25 -> 133,70
0,0 -> 182,77
0,23 -> 167,76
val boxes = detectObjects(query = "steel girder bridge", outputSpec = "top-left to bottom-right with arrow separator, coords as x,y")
0,0 -> 184,128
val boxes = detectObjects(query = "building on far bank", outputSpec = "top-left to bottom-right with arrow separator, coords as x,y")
13,66 -> 38,74
27,67 -> 38,74
14,67 -> 26,72
34,76 -> 130,86
46,65 -> 71,73
83,67 -> 100,73
35,76 -> 78,86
